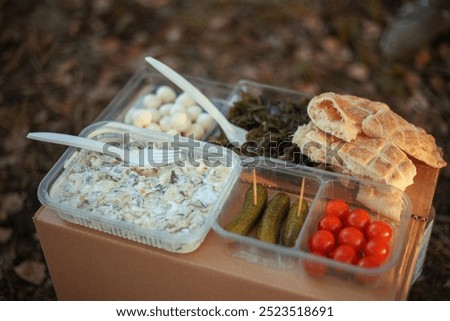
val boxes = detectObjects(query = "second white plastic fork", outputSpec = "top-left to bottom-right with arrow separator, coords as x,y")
27,132 -> 179,167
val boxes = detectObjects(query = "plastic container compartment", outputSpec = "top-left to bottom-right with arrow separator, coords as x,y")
206,80 -> 311,163
97,68 -> 233,140
38,121 -> 241,253
213,157 -> 412,300
213,158 -> 322,268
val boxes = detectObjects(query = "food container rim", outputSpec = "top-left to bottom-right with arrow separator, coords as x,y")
228,79 -> 314,102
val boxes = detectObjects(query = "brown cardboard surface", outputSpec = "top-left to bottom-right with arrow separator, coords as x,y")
394,217 -> 426,299
35,207 -> 317,300
405,159 -> 439,218
34,163 -> 439,301
35,207 -> 409,301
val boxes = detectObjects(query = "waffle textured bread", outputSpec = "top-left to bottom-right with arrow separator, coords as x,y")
307,92 -> 446,168
307,92 -> 390,142
293,92 -> 446,220
362,109 -> 447,168
293,122 -> 416,191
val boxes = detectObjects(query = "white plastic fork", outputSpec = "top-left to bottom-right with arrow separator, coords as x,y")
145,56 -> 248,147
26,132 -> 179,167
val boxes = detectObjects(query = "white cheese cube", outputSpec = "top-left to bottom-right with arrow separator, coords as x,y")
156,85 -> 177,103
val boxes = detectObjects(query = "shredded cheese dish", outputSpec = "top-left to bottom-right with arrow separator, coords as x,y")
50,149 -> 232,236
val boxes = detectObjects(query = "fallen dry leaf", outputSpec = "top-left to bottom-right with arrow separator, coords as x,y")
13,260 -> 47,285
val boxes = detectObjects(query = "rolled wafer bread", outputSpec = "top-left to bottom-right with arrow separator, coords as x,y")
295,92 -> 447,220
307,92 -> 390,142
307,92 -> 447,168
293,122 -> 415,221
362,109 -> 447,168
293,122 -> 417,191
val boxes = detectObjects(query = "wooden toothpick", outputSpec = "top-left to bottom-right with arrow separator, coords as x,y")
253,168 -> 257,205
297,177 -> 306,217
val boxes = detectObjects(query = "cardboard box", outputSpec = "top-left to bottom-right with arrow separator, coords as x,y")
34,160 -> 438,300
33,210 -> 430,300
35,206 -> 321,301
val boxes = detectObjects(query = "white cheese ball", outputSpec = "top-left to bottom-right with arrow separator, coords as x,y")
187,105 -> 203,121
170,112 -> 192,132
159,116 -> 173,132
148,109 -> 162,123
145,122 -> 161,132
196,113 -> 215,131
143,94 -> 162,109
183,123 -> 205,139
159,103 -> 173,116
170,103 -> 187,115
131,109 -> 153,127
175,92 -> 196,107
156,85 -> 177,103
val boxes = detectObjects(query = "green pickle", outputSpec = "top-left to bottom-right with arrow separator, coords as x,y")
281,198 -> 309,247
225,184 -> 268,235
256,193 -> 291,244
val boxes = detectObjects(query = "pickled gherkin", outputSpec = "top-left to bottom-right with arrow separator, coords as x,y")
225,184 -> 268,235
256,193 -> 291,244
281,198 -> 309,247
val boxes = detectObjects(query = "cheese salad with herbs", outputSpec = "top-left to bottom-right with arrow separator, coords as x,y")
49,149 -> 232,235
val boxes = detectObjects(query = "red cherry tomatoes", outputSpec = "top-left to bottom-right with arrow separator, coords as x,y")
309,230 -> 336,255
345,208 -> 371,230
325,199 -> 349,221
330,245 -> 357,264
337,227 -> 365,252
309,199 -> 394,269
363,239 -> 390,264
365,221 -> 393,243
318,215 -> 343,237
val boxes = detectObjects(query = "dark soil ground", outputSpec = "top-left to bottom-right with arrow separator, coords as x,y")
0,0 -> 449,300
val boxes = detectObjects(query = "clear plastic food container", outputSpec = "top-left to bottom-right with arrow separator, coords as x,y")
213,157 -> 412,299
97,68 -> 233,140
37,121 -> 241,253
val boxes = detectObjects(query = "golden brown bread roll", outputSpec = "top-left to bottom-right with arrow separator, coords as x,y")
362,109 -> 447,168
307,92 -> 390,142
293,122 -> 416,191
306,92 -> 446,169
